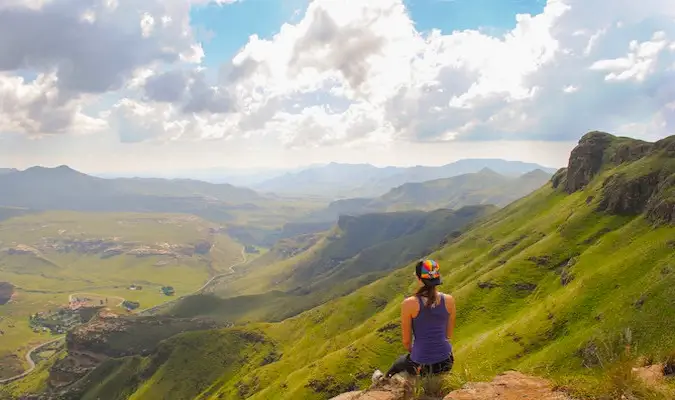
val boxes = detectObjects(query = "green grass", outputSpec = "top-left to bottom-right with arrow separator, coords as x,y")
168,206 -> 495,323
0,211 -> 244,370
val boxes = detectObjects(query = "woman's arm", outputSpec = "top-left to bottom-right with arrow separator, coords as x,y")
445,294 -> 456,340
401,298 -> 413,352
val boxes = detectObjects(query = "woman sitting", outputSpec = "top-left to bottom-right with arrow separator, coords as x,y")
384,258 -> 456,378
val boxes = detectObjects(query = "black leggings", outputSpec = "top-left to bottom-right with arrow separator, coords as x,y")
385,353 -> 454,378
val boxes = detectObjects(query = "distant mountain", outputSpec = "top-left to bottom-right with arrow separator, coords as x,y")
0,165 -> 261,221
252,162 -> 402,197
94,165 -> 316,186
252,159 -> 557,198
0,168 -> 17,175
303,168 -> 552,222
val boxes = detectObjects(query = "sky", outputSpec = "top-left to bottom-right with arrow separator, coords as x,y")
0,0 -> 674,174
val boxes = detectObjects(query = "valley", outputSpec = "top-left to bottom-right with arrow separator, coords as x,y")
1,132 -> 673,400
0,211 -> 246,380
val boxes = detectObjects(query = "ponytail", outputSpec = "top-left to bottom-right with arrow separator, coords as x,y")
415,284 -> 438,308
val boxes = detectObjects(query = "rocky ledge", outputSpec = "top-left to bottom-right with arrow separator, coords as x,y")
2,237 -> 214,259
45,310 -> 220,393
330,371 -> 573,400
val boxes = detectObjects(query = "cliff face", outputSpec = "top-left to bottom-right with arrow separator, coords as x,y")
45,311 -> 220,396
564,131 -> 616,193
553,132 -> 675,225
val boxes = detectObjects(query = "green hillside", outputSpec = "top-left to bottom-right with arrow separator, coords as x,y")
169,205 -> 495,323
9,132 -> 675,400
0,211 -> 244,378
303,168 -> 551,222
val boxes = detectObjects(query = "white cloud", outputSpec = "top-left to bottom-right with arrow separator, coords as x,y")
0,72 -> 106,135
1,0 -> 674,153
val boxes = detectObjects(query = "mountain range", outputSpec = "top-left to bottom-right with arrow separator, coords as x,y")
0,165 -> 263,223
252,159 -> 558,198
302,168 -> 552,223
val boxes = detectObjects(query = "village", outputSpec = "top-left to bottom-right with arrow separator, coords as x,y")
20,282 -> 179,337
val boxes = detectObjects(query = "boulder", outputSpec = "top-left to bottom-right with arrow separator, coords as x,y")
444,371 -> 572,400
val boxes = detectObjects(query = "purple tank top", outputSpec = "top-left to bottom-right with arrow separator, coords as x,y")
410,295 -> 452,364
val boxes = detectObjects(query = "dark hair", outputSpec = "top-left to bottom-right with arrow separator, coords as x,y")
415,283 -> 438,308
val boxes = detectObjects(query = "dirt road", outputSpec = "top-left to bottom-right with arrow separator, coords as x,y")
137,246 -> 247,315
0,336 -> 64,385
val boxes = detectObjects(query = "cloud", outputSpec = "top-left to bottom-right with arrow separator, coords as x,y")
0,0 -> 200,94
1,0 -> 674,147
0,72 -> 106,135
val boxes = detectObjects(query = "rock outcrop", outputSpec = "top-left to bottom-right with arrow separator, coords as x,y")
12,236 -> 215,259
46,311 -> 220,394
564,131 -> 615,193
445,372 -> 572,400
553,131 -> 674,225
330,371 -> 573,400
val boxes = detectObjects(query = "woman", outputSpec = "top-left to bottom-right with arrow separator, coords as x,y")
384,259 -> 456,378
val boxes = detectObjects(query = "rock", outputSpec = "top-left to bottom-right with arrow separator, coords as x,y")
565,131 -> 614,193
330,391 -> 400,400
560,269 -> 574,286
513,283 -> 537,292
597,171 -> 660,215
5,244 -> 40,256
444,371 -> 573,400
551,168 -> 567,189
329,374 -> 412,400
477,281 -> 499,289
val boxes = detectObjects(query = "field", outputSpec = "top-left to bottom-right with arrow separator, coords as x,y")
0,211 -> 244,378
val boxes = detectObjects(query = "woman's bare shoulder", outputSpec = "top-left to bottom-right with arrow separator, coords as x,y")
442,293 -> 456,308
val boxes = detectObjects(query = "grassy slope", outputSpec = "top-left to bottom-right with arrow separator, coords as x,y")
168,206 -> 495,323
69,134 -> 675,400
0,211 -> 243,372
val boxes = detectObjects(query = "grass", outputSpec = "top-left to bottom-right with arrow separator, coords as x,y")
0,210 -> 243,371
168,206 -> 495,324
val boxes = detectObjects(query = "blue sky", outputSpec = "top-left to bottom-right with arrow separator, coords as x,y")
191,0 -> 546,67
2,0 -> 673,173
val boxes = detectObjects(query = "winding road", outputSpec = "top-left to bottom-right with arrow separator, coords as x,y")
137,245 -> 247,315
0,246 -> 248,385
0,336 -> 64,385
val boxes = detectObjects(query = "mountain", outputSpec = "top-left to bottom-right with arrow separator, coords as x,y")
252,160 -> 557,198
8,132 -> 675,400
303,168 -> 552,222
169,205 -> 495,323
0,168 -> 17,175
94,165 -> 313,186
0,165 -> 262,222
